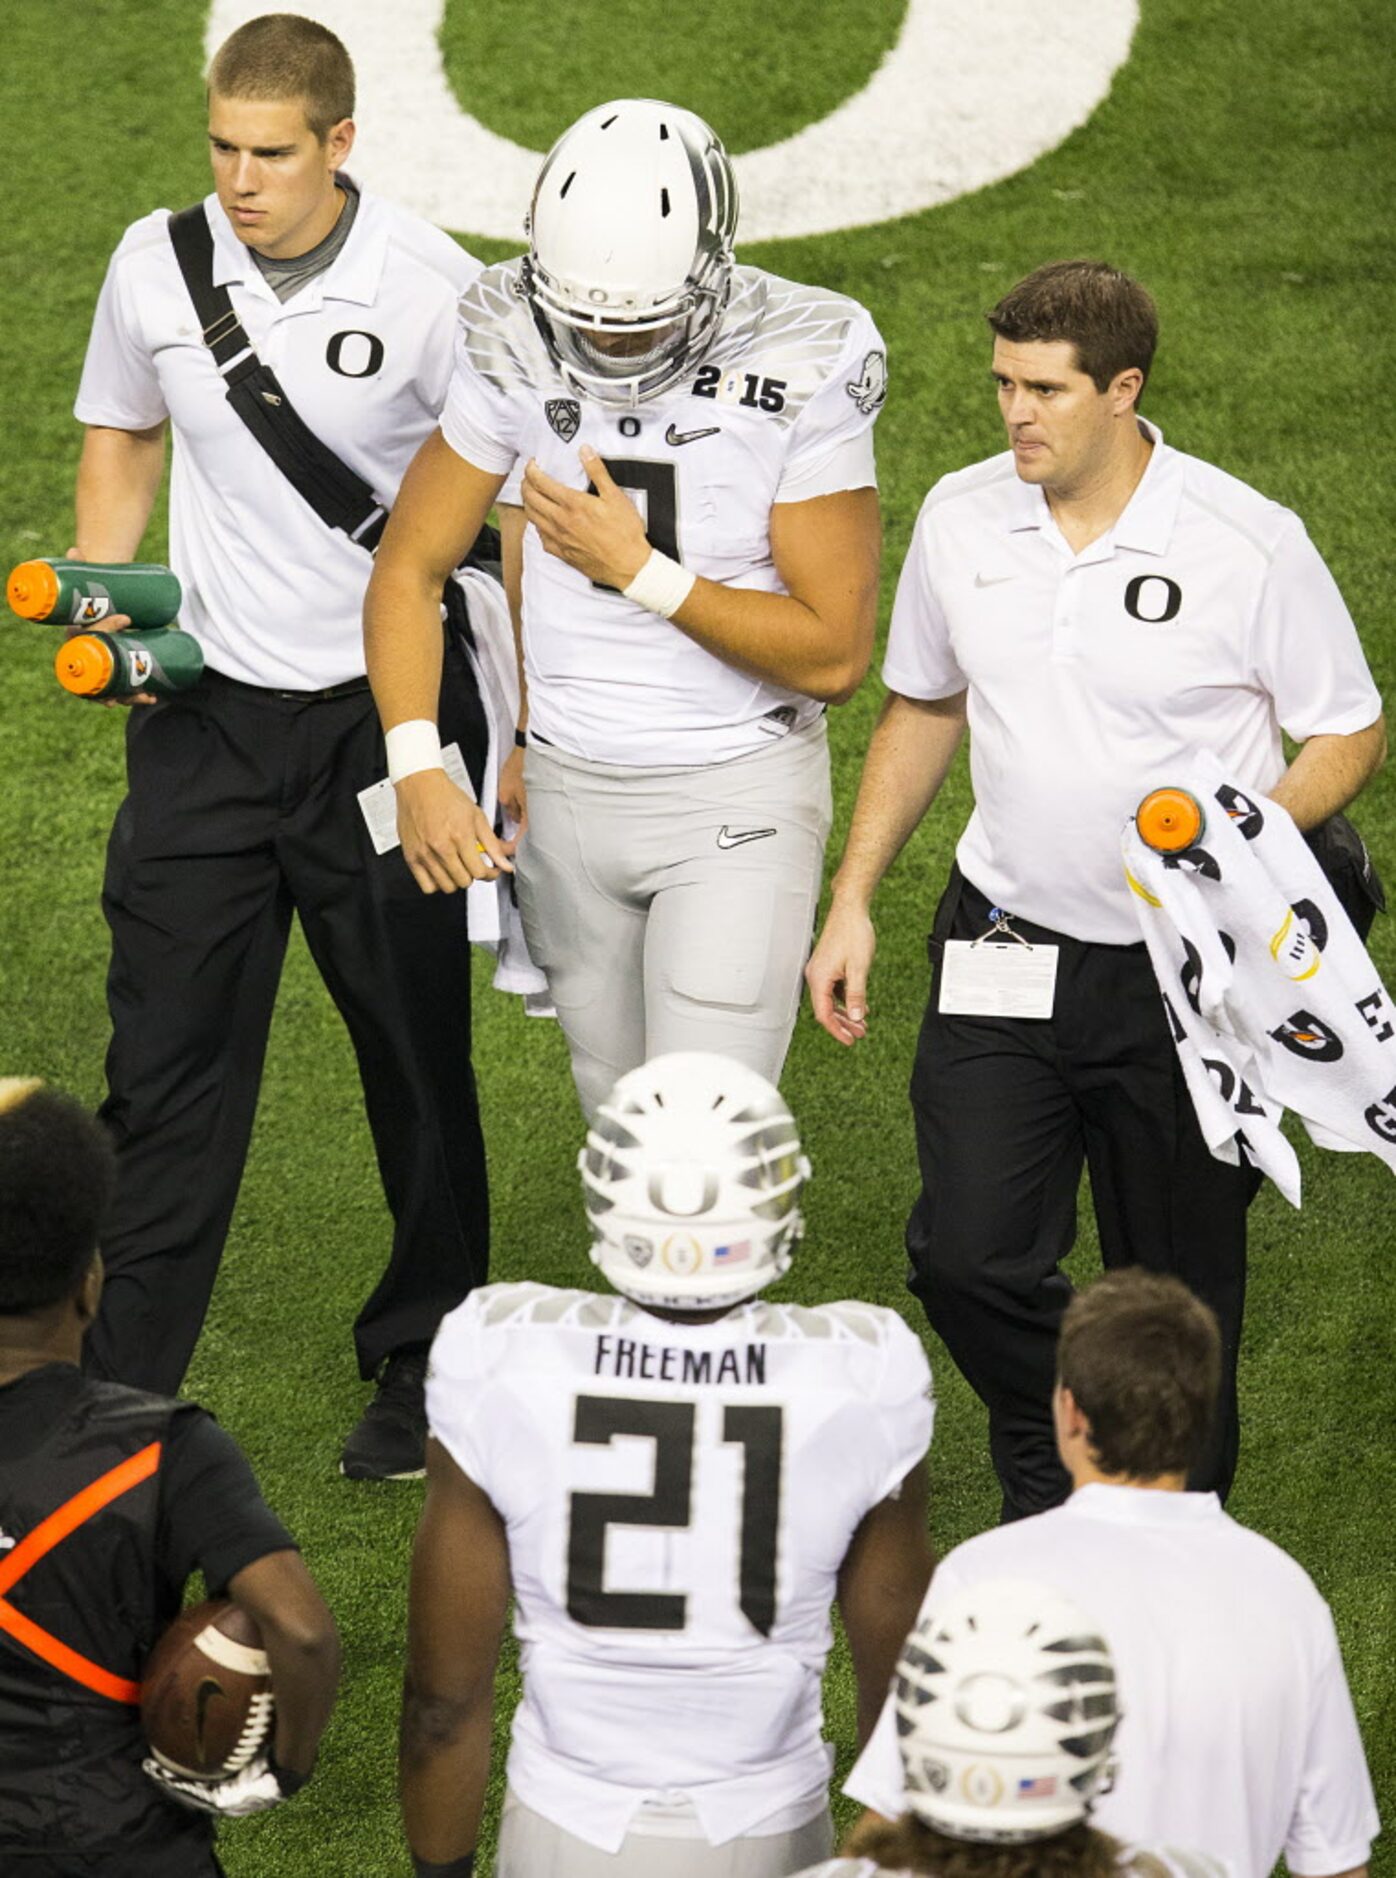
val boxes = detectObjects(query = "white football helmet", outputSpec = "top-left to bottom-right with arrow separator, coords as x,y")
579,1052 -> 806,1310
894,1579 -> 1119,1844
524,98 -> 739,408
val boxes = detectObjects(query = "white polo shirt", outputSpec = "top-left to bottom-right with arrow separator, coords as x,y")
846,1486 -> 1379,1877
75,186 -> 480,690
884,424 -> 1383,943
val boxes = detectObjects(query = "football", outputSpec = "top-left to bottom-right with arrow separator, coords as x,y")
141,1599 -> 275,1779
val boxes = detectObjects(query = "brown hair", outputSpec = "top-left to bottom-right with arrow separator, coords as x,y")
987,261 -> 1158,402
207,13 -> 355,140
1057,1270 -> 1221,1478
846,1814 -> 1123,1878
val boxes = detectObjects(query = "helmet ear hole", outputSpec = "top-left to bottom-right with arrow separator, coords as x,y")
525,99 -> 739,408
581,1053 -> 805,1310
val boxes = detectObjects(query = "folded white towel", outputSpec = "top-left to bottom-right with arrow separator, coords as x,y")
456,570 -> 552,1009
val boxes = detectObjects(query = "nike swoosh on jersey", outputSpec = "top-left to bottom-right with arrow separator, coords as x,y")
974,571 -> 1015,587
665,423 -> 721,447
716,826 -> 778,849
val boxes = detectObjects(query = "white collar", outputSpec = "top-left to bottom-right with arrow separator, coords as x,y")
1004,418 -> 1184,558
204,180 -> 387,308
1065,1481 -> 1224,1524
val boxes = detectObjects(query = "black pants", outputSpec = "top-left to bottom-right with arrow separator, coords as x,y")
906,871 -> 1259,1521
7,1853 -> 223,1878
86,640 -> 490,1393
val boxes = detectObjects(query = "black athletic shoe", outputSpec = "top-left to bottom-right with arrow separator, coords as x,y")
340,1348 -> 429,1480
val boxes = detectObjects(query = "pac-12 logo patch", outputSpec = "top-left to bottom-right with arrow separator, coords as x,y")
545,398 -> 581,442
846,349 -> 887,414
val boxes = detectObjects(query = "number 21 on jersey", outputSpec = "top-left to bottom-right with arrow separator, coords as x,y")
565,1395 -> 783,1636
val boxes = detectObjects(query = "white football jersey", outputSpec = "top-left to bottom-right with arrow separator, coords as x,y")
441,264 -> 888,765
427,1281 -> 932,1852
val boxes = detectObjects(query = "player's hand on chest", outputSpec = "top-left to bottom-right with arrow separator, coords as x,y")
520,379 -> 790,573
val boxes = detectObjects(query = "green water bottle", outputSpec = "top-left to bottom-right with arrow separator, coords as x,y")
8,557 -> 182,629
55,627 -> 204,700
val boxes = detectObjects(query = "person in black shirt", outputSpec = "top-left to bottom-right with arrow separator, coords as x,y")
0,1078 -> 340,1877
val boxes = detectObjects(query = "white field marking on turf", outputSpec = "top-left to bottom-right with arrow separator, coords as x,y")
204,0 -> 1137,241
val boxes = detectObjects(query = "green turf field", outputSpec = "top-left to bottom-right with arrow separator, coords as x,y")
2,0 -> 1393,1871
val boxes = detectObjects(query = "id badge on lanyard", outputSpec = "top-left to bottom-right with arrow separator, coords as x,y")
938,906 -> 1059,1019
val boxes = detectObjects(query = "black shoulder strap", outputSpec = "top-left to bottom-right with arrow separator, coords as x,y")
168,204 -> 390,550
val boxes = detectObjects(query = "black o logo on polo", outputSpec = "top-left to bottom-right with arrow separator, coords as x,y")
327,331 -> 385,378
1124,574 -> 1182,623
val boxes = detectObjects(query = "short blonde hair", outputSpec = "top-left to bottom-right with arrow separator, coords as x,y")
207,13 -> 354,140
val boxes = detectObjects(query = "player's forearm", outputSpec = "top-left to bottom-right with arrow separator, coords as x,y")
259,1619 -> 340,1777
499,503 -> 528,728
365,553 -> 448,730
366,434 -> 505,732
830,690 -> 968,909
73,423 -> 167,560
399,1674 -> 493,1862
669,576 -> 874,703
1269,715 -> 1386,831
228,1552 -> 340,1778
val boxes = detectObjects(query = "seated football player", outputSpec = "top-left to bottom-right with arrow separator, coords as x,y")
0,1078 -> 339,1878
786,1578 -> 1230,1878
366,98 -> 888,1117
399,1051 -> 934,1878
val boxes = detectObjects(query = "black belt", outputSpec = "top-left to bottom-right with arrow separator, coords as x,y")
202,667 -> 371,703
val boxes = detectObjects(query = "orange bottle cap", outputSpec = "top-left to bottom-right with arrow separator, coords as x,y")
55,634 -> 116,697
8,559 -> 60,621
1136,786 -> 1204,854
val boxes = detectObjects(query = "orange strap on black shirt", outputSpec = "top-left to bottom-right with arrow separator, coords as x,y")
0,1440 -> 162,1704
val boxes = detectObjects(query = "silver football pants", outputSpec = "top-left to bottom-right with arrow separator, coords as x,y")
515,719 -> 833,1116
494,1788 -> 835,1876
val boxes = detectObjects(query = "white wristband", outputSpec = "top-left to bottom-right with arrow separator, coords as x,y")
385,718 -> 444,783
623,550 -> 696,620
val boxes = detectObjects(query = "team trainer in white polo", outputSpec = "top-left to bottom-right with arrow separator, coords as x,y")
366,98 -> 886,1117
72,15 -> 494,1478
807,260 -> 1386,1518
846,1271 -> 1379,1878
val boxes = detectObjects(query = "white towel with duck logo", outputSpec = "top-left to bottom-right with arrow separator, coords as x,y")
1121,750 -> 1396,1205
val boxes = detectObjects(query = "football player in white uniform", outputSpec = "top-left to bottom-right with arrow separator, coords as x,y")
366,100 -> 888,1115
400,1053 -> 933,1877
789,1580 -> 1231,1878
